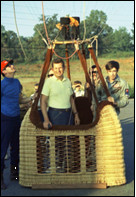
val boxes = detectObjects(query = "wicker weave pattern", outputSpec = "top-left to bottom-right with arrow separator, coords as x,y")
19,104 -> 126,187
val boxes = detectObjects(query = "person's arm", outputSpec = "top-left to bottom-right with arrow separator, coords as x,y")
70,95 -> 80,125
19,93 -> 32,104
115,82 -> 129,108
108,81 -> 129,107
40,94 -> 52,129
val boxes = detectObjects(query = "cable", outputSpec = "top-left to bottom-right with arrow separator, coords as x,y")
42,1 -> 51,46
13,1 -> 27,60
83,1 -> 86,40
41,1 -> 78,60
24,1 -> 48,46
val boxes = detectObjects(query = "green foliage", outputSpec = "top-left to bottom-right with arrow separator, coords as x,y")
1,10 -> 134,63
129,85 -> 134,98
100,51 -> 134,58
112,27 -> 133,51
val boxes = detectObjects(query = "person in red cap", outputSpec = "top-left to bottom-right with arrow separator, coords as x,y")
1,60 -> 21,189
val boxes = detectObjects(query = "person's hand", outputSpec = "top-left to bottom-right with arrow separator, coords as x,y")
28,101 -> 32,107
74,114 -> 80,125
85,82 -> 90,89
108,96 -> 116,105
32,92 -> 38,100
43,121 -> 52,129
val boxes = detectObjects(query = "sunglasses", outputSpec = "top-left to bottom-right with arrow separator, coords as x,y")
75,85 -> 81,88
92,71 -> 98,74
48,74 -> 54,77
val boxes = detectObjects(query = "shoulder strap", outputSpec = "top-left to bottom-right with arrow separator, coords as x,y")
29,48 -> 53,128
76,48 -> 99,106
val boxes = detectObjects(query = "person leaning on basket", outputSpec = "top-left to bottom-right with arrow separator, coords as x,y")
40,58 -> 80,172
1,60 -> 22,190
41,58 -> 80,129
96,60 -> 129,115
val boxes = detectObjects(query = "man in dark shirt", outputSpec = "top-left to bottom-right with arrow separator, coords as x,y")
1,60 -> 21,189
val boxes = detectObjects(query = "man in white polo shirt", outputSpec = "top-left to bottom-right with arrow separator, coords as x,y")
41,58 -> 80,129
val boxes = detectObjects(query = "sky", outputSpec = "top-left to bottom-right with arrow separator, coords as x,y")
1,1 -> 134,37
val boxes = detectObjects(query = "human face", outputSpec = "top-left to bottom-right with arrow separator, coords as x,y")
75,84 -> 81,91
52,63 -> 64,80
107,67 -> 117,82
3,64 -> 16,77
34,85 -> 38,92
92,67 -> 98,80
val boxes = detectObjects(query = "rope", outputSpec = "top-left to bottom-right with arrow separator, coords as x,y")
41,1 -> 78,60
42,1 -> 51,46
35,27 -> 48,46
13,1 -> 27,60
53,48 -> 78,60
23,1 -> 48,46
83,1 -> 86,40
41,2 -> 104,60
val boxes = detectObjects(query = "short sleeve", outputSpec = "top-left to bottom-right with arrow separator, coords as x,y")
41,78 -> 50,96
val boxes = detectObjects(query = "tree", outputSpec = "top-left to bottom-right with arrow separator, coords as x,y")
112,27 -> 132,51
1,11 -> 134,62
27,14 -> 60,61
1,26 -> 20,60
131,22 -> 134,50
80,10 -> 114,56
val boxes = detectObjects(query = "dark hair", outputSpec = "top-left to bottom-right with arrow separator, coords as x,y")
91,65 -> 96,69
89,65 -> 101,75
105,61 -> 119,72
74,80 -> 82,85
52,58 -> 65,69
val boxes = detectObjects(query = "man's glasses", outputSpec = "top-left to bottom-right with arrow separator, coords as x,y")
92,71 -> 98,74
48,74 -> 54,77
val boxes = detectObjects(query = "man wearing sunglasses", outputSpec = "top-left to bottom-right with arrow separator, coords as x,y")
1,60 -> 21,189
89,65 -> 101,88
85,65 -> 102,120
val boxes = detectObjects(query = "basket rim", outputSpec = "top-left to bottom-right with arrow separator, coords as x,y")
29,100 -> 114,131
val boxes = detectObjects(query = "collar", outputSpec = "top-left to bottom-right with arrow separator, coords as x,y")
106,75 -> 120,84
4,77 -> 14,82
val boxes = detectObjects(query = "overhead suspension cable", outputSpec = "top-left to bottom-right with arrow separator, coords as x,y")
13,1 -> 27,60
83,1 -> 86,40
41,1 -> 79,60
24,2 -> 48,46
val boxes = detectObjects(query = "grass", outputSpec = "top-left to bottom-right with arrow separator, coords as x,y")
13,56 -> 134,98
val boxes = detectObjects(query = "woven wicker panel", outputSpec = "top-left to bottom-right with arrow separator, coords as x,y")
19,104 -> 126,187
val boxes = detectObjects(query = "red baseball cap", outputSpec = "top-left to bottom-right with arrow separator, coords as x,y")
1,60 -> 13,74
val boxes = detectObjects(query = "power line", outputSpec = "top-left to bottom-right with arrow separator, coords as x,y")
1,1 -> 134,38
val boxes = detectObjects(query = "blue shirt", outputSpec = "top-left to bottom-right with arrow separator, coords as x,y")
1,77 -> 21,117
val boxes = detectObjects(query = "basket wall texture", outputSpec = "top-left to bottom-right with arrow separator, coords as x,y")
19,103 -> 126,187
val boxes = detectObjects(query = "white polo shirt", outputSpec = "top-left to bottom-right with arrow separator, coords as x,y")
41,76 -> 73,109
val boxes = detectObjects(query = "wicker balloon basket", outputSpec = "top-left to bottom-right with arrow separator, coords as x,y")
19,101 -> 126,188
